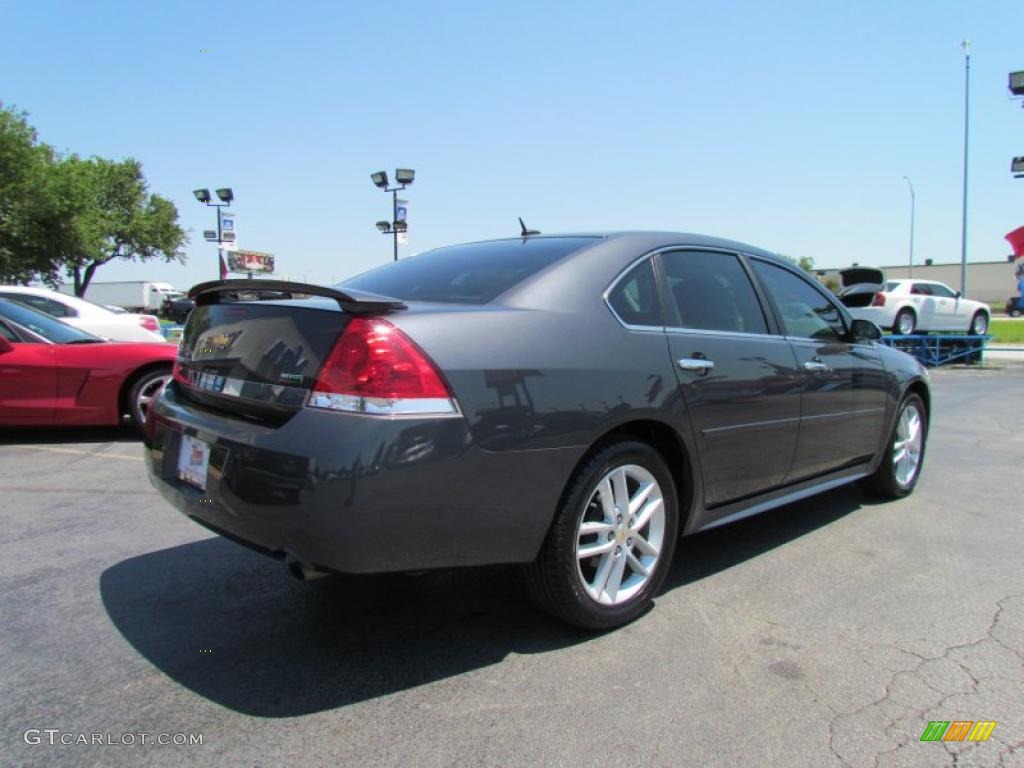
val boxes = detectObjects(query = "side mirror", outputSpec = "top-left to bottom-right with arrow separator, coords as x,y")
954,291 -> 962,299
849,318 -> 883,343
0,336 -> 13,354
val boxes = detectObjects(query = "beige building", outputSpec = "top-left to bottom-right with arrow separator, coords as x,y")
816,260 -> 1019,307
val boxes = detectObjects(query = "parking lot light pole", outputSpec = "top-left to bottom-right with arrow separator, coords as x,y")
959,41 -> 970,296
903,177 -> 915,277
370,169 -> 415,261
194,187 -> 233,279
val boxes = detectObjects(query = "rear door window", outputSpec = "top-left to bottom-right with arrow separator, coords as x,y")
659,250 -> 768,335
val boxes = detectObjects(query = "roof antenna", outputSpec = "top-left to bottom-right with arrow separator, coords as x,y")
519,217 -> 541,237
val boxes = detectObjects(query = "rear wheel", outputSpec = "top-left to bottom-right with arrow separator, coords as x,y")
894,309 -> 916,335
524,441 -> 679,630
860,394 -> 927,499
968,311 -> 988,336
127,365 -> 172,432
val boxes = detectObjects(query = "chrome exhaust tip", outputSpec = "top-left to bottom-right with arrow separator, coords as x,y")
285,555 -> 329,581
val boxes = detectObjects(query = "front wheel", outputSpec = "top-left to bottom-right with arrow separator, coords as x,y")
860,394 -> 927,499
127,365 -> 172,433
968,311 -> 988,336
524,441 -> 679,630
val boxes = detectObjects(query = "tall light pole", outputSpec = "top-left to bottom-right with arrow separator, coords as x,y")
370,169 -> 415,261
903,177 -> 915,277
194,187 -> 234,279
959,40 -> 970,295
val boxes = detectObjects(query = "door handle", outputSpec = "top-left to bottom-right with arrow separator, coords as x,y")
677,358 -> 714,373
802,360 -> 830,373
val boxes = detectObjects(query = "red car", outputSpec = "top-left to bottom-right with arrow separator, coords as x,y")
0,298 -> 175,431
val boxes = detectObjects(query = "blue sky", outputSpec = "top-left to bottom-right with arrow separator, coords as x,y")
2,0 -> 1022,289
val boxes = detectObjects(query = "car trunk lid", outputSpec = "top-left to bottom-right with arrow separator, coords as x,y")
174,281 -> 406,421
838,267 -> 886,293
837,267 -> 887,308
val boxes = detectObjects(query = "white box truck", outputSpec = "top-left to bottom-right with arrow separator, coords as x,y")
58,281 -> 180,312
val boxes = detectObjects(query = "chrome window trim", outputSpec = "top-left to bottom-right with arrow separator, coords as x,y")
663,326 -> 786,343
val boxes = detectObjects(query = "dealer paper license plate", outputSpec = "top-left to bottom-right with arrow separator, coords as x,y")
177,435 -> 211,491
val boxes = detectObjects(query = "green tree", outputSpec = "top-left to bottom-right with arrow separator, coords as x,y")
780,253 -> 815,273
60,156 -> 187,295
0,104 -> 64,285
0,104 -> 187,293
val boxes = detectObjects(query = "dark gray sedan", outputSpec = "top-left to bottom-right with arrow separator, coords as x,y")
146,232 -> 929,629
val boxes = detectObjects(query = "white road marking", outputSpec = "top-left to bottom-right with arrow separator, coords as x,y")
4,445 -> 143,461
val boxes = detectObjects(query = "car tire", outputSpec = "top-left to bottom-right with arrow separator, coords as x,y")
968,311 -> 988,336
860,393 -> 927,500
1010,308 -> 1022,318
523,440 -> 679,630
126,365 -> 172,433
893,309 -> 916,335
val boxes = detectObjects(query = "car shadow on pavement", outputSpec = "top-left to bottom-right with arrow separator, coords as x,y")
665,483 -> 871,591
99,484 -> 870,718
0,425 -> 139,445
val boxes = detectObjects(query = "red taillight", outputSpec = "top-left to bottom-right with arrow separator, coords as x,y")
139,315 -> 161,333
871,292 -> 886,307
309,317 -> 455,415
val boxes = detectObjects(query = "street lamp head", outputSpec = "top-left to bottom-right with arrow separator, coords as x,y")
371,171 -> 389,189
193,188 -> 212,203
1012,157 -> 1024,175
215,187 -> 234,203
1011,71 -> 1024,97
960,40 -> 970,55
376,221 -> 392,233
395,168 -> 415,186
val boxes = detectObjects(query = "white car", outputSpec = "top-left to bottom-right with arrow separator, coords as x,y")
0,285 -> 168,342
838,269 -> 991,336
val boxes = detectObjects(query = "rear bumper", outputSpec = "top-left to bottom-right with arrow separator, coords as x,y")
146,384 -> 583,573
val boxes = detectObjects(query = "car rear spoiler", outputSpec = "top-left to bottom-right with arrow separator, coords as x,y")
188,280 -> 407,314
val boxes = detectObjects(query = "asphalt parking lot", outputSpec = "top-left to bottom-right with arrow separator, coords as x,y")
1,365 -> 1022,768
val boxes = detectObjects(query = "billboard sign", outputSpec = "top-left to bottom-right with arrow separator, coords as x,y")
227,250 -> 275,274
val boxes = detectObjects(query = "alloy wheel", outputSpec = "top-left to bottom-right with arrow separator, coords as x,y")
134,373 -> 172,427
575,464 -> 665,606
892,402 -> 924,488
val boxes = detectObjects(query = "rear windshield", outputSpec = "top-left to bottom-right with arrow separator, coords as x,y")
339,237 -> 597,304
886,281 -> 900,292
